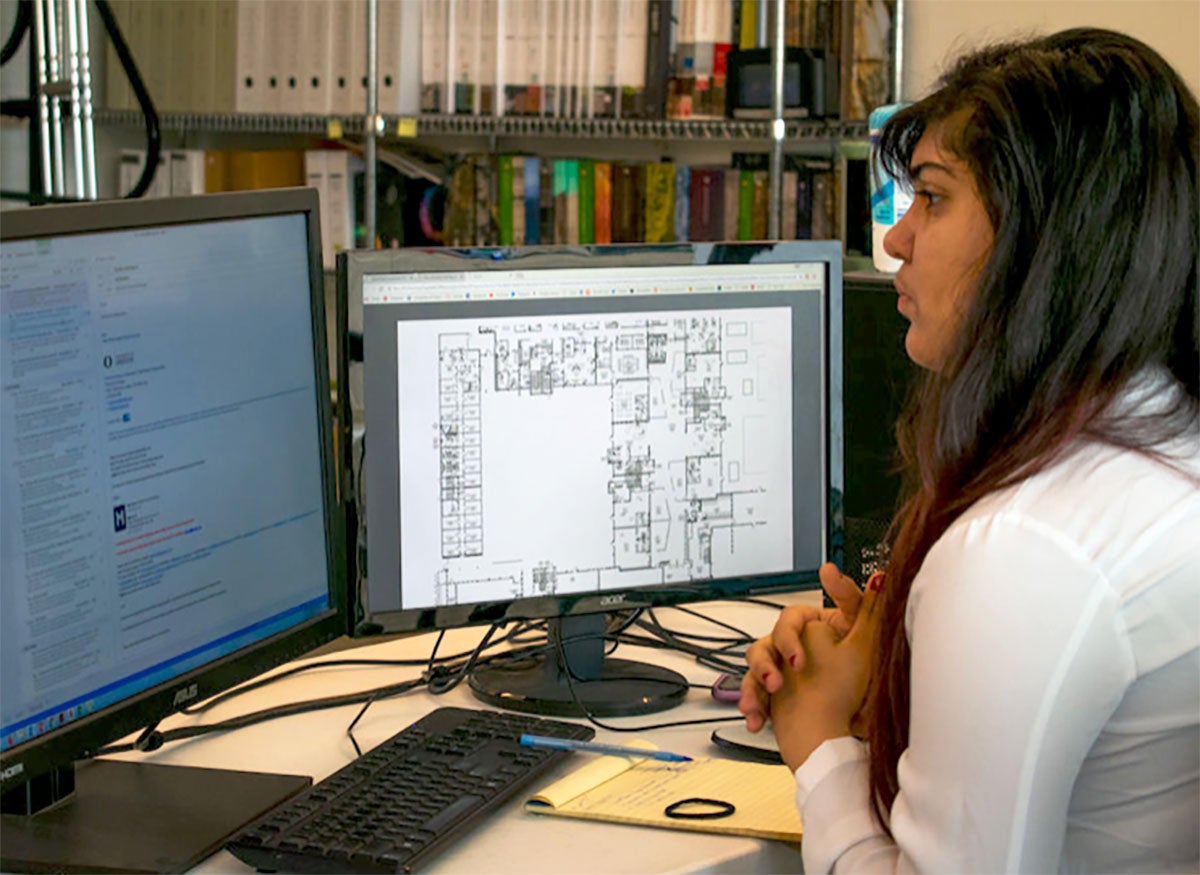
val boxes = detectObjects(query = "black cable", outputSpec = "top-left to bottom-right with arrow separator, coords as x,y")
92,0 -> 159,199
178,657 -> 438,715
426,623 -> 503,694
345,693 -> 380,757
0,0 -> 30,67
647,604 -> 759,642
90,604 -> 768,760
92,675 -> 427,757
179,622 -> 548,715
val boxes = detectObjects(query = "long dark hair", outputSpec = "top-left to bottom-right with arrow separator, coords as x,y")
867,28 -> 1199,825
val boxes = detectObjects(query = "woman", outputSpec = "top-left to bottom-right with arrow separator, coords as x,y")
740,28 -> 1199,873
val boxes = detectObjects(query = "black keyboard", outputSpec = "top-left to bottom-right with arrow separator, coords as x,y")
225,706 -> 594,873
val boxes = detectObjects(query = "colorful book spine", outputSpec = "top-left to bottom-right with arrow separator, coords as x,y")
643,0 -> 671,118
524,156 -> 541,243
688,167 -> 723,242
539,158 -> 555,243
643,162 -> 675,242
565,159 -> 580,244
673,164 -> 691,241
737,168 -> 754,240
497,153 -> 515,245
512,156 -> 526,245
750,169 -> 768,240
474,154 -> 498,245
723,167 -> 740,242
578,159 -> 595,244
594,161 -> 613,244
612,162 -> 645,243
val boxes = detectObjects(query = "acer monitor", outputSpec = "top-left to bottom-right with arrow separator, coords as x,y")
339,241 -> 842,717
0,188 -> 346,872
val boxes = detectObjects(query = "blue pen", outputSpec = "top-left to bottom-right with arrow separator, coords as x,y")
519,734 -> 693,763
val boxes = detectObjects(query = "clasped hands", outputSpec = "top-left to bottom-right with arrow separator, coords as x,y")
738,562 -> 881,771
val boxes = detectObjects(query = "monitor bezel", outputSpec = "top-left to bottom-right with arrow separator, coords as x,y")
0,188 -> 348,796
338,242 -> 844,636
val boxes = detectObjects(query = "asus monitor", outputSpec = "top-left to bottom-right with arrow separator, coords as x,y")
0,188 -> 346,872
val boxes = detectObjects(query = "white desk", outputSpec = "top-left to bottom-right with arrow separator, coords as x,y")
104,595 -> 818,874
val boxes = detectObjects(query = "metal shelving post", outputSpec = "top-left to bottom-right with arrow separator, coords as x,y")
364,0 -> 378,249
768,0 -> 786,239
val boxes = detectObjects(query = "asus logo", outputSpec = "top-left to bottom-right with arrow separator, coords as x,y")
599,594 -> 627,607
1,763 -> 25,782
172,684 -> 198,707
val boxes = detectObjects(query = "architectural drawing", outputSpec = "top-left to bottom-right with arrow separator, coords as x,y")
399,307 -> 794,607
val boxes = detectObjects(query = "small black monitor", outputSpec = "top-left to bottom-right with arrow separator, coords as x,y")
0,189 -> 347,873
338,242 -> 843,718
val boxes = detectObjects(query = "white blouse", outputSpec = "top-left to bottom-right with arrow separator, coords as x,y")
795,387 -> 1200,873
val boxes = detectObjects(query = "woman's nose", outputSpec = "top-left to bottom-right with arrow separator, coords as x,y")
883,211 -> 912,264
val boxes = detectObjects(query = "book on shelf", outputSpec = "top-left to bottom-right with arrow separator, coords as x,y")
736,169 -> 753,240
611,162 -> 645,243
782,167 -> 799,241
168,149 -> 207,197
593,161 -> 613,245
616,0 -> 648,119
578,159 -> 595,245
564,159 -> 580,244
497,153 -> 516,245
593,0 -> 618,117
523,156 -> 542,244
511,156 -> 526,245
427,149 -> 839,247
642,0 -> 672,119
750,169 -> 770,240
687,167 -> 724,242
642,162 -> 675,243
722,168 -> 740,241
538,159 -> 555,244
668,0 -> 696,119
474,154 -> 499,245
307,149 -> 364,267
673,164 -> 691,241
98,0 -> 886,124
421,0 -> 447,112
444,159 -> 475,246
477,0 -> 499,115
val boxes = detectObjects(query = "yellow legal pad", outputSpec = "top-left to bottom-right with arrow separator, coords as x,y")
524,741 -> 803,841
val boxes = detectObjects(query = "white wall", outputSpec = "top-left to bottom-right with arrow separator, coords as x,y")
901,0 -> 1200,100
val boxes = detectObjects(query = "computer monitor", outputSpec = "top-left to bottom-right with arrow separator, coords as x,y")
0,189 -> 347,873
339,242 -> 843,718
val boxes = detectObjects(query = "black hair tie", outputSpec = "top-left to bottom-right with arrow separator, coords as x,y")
663,797 -> 736,820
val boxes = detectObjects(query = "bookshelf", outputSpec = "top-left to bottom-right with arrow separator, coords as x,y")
92,0 -> 897,253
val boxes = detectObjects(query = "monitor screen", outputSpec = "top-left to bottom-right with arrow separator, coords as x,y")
0,189 -> 346,873
340,242 -> 842,717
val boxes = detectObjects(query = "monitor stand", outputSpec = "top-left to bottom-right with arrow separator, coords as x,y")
468,614 -> 689,717
0,759 -> 310,874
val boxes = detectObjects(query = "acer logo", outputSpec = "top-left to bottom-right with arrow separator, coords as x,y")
599,594 -> 626,607
1,762 -> 25,782
172,684 -> 198,707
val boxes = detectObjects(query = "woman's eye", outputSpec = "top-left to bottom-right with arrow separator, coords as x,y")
916,190 -> 943,207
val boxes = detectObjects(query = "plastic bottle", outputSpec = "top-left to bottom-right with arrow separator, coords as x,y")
869,103 -> 913,273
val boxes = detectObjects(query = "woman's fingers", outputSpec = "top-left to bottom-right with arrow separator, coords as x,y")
739,636 -> 782,731
819,562 -> 863,632
769,605 -> 830,672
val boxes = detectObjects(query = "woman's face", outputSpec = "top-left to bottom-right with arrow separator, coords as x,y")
882,121 -> 995,370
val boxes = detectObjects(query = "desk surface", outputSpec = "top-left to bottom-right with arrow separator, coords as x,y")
105,594 -> 818,874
